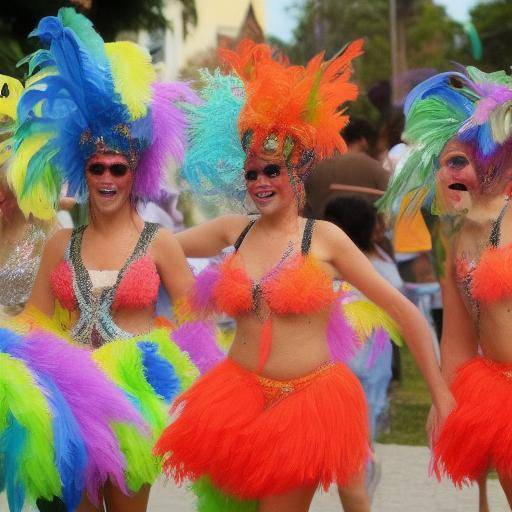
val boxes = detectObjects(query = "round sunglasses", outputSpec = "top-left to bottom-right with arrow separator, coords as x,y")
87,163 -> 130,177
244,164 -> 282,181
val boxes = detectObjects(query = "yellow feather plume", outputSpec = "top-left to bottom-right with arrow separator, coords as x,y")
8,133 -> 58,220
0,74 -> 23,122
344,299 -> 403,346
105,41 -> 156,120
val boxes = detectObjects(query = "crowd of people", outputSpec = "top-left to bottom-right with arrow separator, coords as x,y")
1,8 -> 512,512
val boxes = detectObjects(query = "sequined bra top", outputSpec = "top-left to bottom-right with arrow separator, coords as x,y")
0,223 -> 47,310
193,218 -> 336,317
456,200 -> 512,305
50,222 -> 160,347
192,219 -> 348,371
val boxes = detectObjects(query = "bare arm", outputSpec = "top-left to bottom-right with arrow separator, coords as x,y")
152,229 -> 195,303
439,251 -> 478,385
26,229 -> 71,316
317,221 -> 452,410
175,214 -> 249,258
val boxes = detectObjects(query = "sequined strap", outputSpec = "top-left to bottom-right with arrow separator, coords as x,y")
301,218 -> 315,255
489,198 -> 510,248
234,220 -> 257,252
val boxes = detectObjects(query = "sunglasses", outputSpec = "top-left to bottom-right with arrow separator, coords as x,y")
87,163 -> 130,177
244,164 -> 282,181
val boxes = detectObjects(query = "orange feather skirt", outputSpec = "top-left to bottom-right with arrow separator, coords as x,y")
154,358 -> 369,499
433,357 -> 512,485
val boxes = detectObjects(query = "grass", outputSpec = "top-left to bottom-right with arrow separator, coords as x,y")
377,346 -> 431,446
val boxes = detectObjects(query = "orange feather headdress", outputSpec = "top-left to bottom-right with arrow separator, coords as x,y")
220,38 -> 364,171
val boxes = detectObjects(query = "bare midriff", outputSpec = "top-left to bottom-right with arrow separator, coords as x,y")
228,309 -> 332,380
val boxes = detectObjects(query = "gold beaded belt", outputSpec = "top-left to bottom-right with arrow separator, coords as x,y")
257,361 -> 335,407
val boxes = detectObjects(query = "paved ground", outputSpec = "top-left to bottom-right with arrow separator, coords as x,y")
1,444 -> 508,511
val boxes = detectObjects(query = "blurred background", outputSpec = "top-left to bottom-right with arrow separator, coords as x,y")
1,0 -> 508,123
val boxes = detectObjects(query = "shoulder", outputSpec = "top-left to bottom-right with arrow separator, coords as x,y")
44,228 -> 73,256
209,214 -> 255,245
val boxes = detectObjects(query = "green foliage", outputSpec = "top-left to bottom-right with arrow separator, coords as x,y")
0,0 -> 197,80
470,0 -> 512,72
284,0 -> 473,120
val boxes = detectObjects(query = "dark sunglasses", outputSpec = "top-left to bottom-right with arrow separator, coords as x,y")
244,164 -> 282,181
87,163 -> 130,177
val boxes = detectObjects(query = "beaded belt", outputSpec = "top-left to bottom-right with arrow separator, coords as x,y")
257,361 -> 335,407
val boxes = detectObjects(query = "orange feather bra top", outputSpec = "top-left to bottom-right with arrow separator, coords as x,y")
456,200 -> 512,304
191,219 -> 359,370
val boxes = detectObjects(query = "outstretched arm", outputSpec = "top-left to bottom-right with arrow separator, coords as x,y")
317,221 -> 454,423
175,214 -> 250,258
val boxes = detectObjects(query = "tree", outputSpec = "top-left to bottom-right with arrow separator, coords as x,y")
470,0 -> 512,73
0,0 -> 197,79
283,0 -> 472,119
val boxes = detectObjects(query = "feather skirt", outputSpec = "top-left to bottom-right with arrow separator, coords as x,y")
155,358 -> 370,501
433,357 -> 512,485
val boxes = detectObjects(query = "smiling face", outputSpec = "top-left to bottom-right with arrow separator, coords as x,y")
437,140 -> 480,213
85,152 -> 134,217
243,154 -> 298,216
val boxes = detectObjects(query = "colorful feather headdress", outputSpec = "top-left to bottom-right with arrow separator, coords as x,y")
180,39 -> 363,208
8,8 -> 198,220
379,66 -> 512,217
0,74 -> 24,166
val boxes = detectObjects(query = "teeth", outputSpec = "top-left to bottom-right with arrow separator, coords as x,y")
256,191 -> 273,198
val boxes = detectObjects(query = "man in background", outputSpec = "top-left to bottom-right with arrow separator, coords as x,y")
305,117 -> 390,218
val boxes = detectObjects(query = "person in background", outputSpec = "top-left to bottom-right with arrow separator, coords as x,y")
325,196 -> 404,502
0,173 -> 54,318
305,117 -> 390,218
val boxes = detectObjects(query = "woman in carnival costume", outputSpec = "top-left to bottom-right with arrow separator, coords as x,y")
379,66 -> 512,507
0,8 -> 219,512
154,40 -> 454,512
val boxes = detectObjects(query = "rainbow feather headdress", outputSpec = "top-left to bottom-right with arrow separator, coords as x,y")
379,66 -> 512,217
181,39 -> 363,208
8,8 -> 198,220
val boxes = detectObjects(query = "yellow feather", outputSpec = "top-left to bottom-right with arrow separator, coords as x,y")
344,299 -> 403,346
0,74 -> 24,122
8,133 -> 56,220
105,41 -> 156,120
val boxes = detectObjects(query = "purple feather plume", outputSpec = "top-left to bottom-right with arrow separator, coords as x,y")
365,329 -> 392,369
171,321 -> 224,374
191,264 -> 221,312
10,330 -> 145,504
326,297 -> 360,362
134,82 -> 200,200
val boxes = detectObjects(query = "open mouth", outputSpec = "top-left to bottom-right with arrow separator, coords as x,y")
448,183 -> 468,191
98,188 -> 117,198
255,191 -> 275,199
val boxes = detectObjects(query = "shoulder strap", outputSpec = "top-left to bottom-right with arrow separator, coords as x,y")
132,222 -> 160,259
489,200 -> 510,247
234,220 -> 256,251
301,218 -> 315,255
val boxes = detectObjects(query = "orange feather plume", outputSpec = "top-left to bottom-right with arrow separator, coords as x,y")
220,39 -> 364,167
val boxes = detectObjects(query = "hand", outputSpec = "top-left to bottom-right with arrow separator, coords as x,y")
426,392 -> 456,446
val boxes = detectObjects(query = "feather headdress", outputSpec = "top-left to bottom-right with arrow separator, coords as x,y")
9,8 -> 198,220
379,66 -> 512,217
0,75 -> 24,166
180,39 -> 363,207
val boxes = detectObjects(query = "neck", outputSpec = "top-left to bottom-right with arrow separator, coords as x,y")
0,208 -> 28,236
258,203 -> 300,233
88,202 -> 139,235
467,193 -> 509,223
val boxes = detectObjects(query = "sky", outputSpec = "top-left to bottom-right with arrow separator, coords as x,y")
265,0 -> 481,42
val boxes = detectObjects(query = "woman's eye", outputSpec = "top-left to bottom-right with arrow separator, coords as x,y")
447,156 -> 469,170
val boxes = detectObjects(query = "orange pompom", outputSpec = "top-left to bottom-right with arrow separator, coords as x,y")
471,245 -> 512,303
